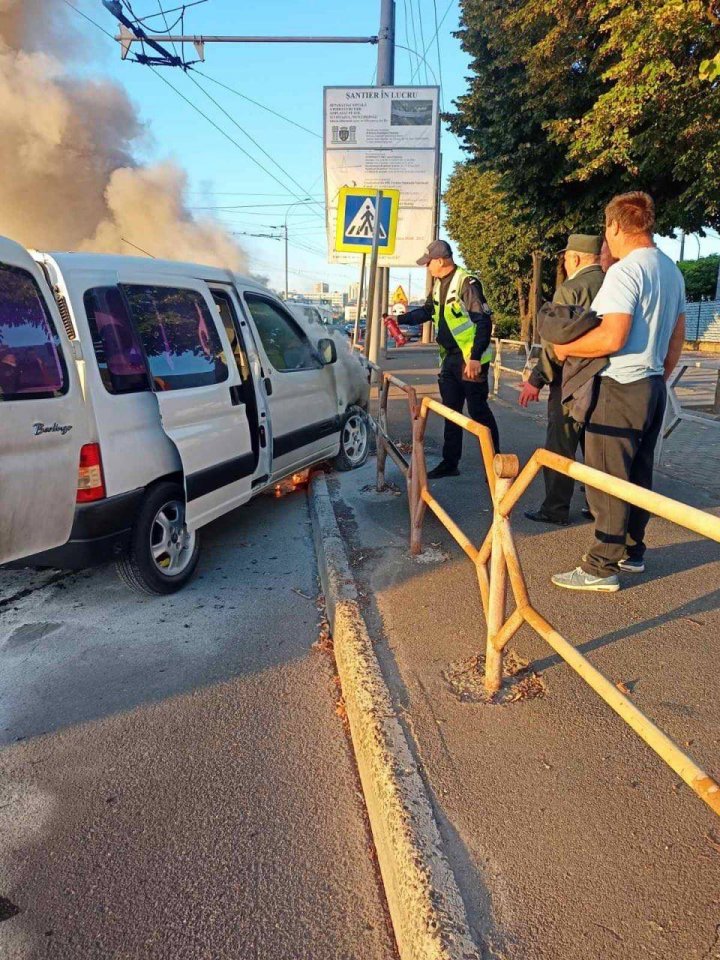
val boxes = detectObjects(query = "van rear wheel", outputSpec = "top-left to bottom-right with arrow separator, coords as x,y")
116,481 -> 200,595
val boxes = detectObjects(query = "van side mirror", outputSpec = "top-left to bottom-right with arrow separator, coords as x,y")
318,337 -> 337,365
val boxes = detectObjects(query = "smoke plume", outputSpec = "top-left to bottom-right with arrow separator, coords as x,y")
0,0 -> 246,270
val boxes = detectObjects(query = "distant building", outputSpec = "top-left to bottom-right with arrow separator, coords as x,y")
330,291 -> 348,311
313,281 -> 330,295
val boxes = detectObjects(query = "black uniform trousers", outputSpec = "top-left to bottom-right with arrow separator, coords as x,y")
438,353 -> 500,465
540,383 -> 584,521
581,375 -> 666,577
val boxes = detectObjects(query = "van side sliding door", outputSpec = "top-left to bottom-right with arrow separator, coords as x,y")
117,273 -> 256,531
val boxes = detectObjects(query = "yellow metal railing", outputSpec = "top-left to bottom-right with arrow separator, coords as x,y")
378,377 -> 720,819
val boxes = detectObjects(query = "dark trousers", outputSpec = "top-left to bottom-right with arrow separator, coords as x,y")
438,354 -> 500,465
540,383 -> 584,521
582,375 -> 666,577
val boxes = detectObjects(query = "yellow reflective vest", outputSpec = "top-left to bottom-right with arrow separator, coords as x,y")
432,267 -> 494,365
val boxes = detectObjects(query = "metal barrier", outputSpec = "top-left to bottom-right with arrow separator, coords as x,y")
404,394 -> 720,818
655,359 -> 720,463
375,372 -> 419,492
491,338 -> 541,395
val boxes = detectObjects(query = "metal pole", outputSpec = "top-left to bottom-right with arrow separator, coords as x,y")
422,150 -> 441,345
379,268 -> 389,354
354,253 -> 367,347
284,223 -> 289,300
372,0 -> 395,364
377,0 -> 395,85
365,190 -> 384,362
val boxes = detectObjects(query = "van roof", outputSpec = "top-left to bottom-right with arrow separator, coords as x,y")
33,250 -> 266,292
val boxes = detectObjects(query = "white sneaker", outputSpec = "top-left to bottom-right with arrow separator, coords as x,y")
551,567 -> 620,592
618,557 -> 645,574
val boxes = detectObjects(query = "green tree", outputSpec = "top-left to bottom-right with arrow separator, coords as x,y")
444,164 -> 550,335
549,0 -> 720,231
447,0 -> 720,244
678,254 -> 720,301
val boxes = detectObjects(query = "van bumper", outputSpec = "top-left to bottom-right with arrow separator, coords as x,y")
20,489 -> 145,569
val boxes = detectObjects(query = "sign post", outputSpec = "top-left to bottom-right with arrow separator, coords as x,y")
363,190 -> 384,363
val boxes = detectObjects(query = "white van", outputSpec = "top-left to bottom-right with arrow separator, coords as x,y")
0,237 -> 370,594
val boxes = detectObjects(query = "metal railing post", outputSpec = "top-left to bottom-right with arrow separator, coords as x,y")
484,455 -> 519,692
492,337 -> 501,396
376,374 -> 390,491
409,406 -> 428,555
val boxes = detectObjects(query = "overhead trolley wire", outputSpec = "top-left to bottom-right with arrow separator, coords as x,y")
184,71 -> 323,209
189,68 -> 323,140
148,66 -> 316,205
410,0 -> 454,83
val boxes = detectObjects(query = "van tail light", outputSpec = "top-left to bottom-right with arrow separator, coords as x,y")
76,443 -> 106,503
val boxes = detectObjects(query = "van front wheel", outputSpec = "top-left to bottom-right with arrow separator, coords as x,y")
116,482 -> 200,595
333,406 -> 370,472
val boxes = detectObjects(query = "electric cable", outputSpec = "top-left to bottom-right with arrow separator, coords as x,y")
431,0 -> 445,111
60,0 -> 117,41
416,0 -> 429,83
189,68 -> 322,140
148,66 -> 317,205
184,71 -> 324,210
410,0 -> 454,83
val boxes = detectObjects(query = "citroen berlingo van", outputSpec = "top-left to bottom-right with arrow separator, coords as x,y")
0,237 -> 370,594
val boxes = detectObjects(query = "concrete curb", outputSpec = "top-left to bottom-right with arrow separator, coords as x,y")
308,473 -> 480,960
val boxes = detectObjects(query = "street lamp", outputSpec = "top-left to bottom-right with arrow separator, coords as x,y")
281,198 -> 317,299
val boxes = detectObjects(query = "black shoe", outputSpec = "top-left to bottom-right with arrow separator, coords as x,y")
427,461 -> 460,479
524,509 -> 570,526
581,505 -> 594,520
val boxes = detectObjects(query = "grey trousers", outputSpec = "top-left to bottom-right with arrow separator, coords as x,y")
581,375 -> 666,577
540,383 -> 583,521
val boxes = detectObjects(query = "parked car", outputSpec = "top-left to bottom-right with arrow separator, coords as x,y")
0,237 -> 371,594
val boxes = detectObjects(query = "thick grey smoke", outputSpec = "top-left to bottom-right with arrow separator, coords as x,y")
0,0 -> 246,270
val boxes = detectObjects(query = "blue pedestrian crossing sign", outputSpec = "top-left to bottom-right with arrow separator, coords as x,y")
334,187 -> 400,256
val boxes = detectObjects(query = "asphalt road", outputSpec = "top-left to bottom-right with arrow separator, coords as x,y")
330,348 -> 720,959
0,490 -> 396,959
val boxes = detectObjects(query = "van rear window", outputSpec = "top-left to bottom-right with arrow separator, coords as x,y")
123,285 -> 228,391
0,262 -> 67,401
84,287 -> 150,395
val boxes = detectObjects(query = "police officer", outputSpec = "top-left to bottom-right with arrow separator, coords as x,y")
519,233 -> 606,523
401,240 -> 499,478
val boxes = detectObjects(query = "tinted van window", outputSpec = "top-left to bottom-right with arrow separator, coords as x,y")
123,285 -> 228,391
245,294 -> 321,373
84,286 -> 150,395
0,262 -> 67,401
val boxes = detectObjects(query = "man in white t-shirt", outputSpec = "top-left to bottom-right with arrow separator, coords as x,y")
549,192 -> 686,592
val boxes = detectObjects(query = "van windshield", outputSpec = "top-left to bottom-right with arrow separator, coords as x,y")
0,262 -> 67,401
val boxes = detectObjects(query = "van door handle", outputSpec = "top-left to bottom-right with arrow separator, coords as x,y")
264,377 -> 273,396
229,384 -> 244,406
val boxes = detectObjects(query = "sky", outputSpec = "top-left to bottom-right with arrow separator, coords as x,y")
74,1 -> 719,297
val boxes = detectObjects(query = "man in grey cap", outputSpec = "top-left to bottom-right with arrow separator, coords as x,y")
398,239 -> 499,477
519,234 -> 606,523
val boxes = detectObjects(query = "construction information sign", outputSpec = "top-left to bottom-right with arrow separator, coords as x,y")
324,86 -> 440,268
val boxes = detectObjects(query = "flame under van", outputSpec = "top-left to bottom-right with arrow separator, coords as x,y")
0,237 -> 370,594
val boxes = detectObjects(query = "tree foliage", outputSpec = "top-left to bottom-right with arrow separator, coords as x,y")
678,254 -> 720,302
444,0 -> 720,313
444,164 -> 549,331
